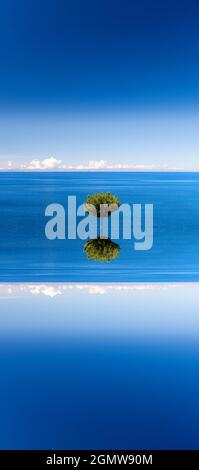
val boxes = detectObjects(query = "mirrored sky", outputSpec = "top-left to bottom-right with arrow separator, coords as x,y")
0,283 -> 199,341
0,283 -> 199,449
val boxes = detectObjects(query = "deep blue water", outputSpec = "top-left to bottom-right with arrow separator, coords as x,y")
1,171 -> 199,281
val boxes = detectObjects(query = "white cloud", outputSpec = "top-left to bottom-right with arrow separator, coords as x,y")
72,160 -> 108,170
28,285 -> 62,297
0,156 -> 186,171
0,283 -> 188,298
24,157 -> 62,170
62,160 -> 185,171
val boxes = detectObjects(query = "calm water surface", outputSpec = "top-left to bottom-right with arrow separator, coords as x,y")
0,171 -> 199,281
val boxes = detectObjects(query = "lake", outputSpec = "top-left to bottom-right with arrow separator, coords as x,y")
0,171 -> 199,281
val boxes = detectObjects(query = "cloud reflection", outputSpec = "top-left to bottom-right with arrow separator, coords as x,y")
0,282 -> 196,298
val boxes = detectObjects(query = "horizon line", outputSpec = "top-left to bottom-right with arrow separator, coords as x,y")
0,168 -> 199,173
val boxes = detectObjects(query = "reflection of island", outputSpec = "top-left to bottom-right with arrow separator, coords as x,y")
84,238 -> 120,262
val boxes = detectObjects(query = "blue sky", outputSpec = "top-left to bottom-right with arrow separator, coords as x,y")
0,283 -> 199,340
0,283 -> 199,449
0,0 -> 199,169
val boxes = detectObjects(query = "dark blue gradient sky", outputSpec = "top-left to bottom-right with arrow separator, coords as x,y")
0,284 -> 199,449
1,0 -> 199,108
0,0 -> 199,166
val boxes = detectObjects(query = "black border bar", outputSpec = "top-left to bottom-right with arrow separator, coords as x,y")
0,450 -> 199,466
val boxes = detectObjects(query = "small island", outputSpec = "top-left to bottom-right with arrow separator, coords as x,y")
85,192 -> 120,217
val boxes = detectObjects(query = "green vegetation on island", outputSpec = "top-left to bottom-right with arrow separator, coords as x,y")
85,192 -> 120,217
